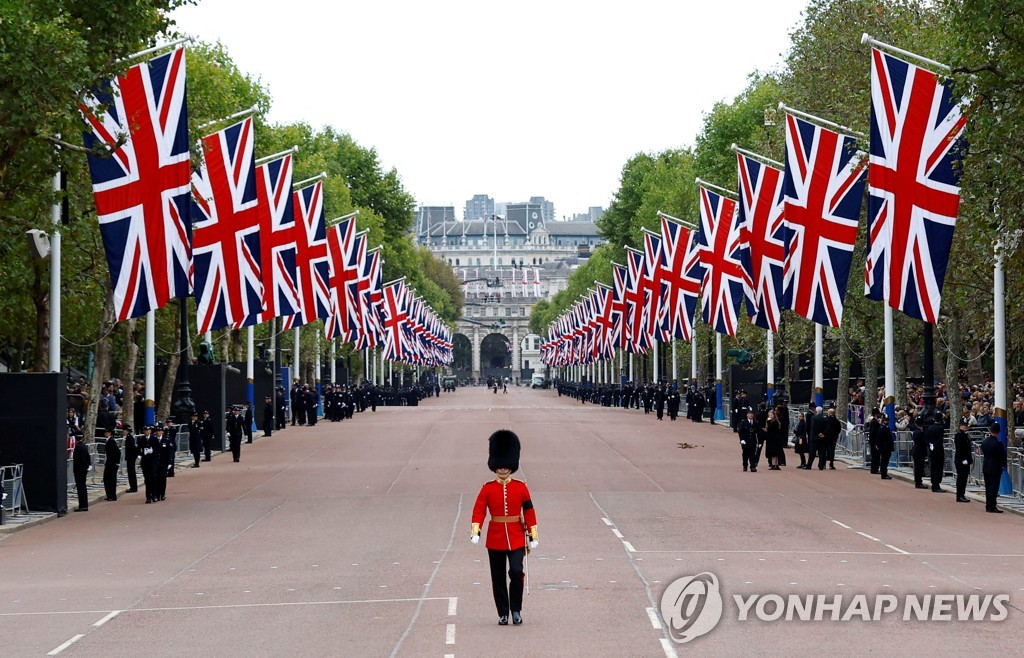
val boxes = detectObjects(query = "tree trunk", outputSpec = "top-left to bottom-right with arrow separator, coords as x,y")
943,314 -> 961,425
84,285 -> 116,441
32,257 -> 47,372
220,328 -> 230,365
836,334 -> 851,423
231,328 -> 244,362
120,318 -> 139,430
863,342 -> 879,416
894,342 -> 907,408
157,312 -> 180,421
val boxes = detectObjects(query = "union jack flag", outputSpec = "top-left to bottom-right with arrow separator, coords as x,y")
80,47 -> 191,321
641,229 -> 669,342
657,213 -> 703,342
354,248 -> 384,349
381,279 -> 410,361
285,182 -> 331,328
592,284 -> 617,360
611,263 -> 630,352
736,153 -> 787,331
863,48 -> 969,324
696,186 -> 745,336
624,249 -> 652,352
235,153 -> 298,328
324,216 -> 361,341
782,113 -> 866,327
191,118 -> 263,333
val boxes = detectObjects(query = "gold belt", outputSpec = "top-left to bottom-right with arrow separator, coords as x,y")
490,515 -> 521,523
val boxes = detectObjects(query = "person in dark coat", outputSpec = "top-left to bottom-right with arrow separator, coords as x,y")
953,419 -> 973,502
821,408 -> 841,469
867,409 -> 882,474
154,426 -> 170,501
738,410 -> 758,472
200,410 -> 215,461
764,411 -> 786,470
654,385 -> 666,421
163,420 -> 177,478
912,416 -> 928,488
792,413 -> 809,468
667,387 -> 680,421
707,384 -> 718,424
875,415 -> 894,480
139,426 -> 158,503
262,396 -> 274,437
123,425 -> 139,492
305,386 -> 318,426
72,435 -> 92,512
187,412 -> 203,468
226,406 -> 243,462
927,414 -> 946,492
275,387 -> 287,429
243,401 -> 254,443
102,429 -> 121,501
980,423 -> 1007,513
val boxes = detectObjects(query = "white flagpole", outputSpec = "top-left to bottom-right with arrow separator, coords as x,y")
884,306 -> 896,429
715,333 -> 723,421
246,325 -> 254,406
653,341 -> 659,383
255,145 -> 298,165
766,330 -> 774,405
672,341 -> 678,383
331,339 -> 337,385
145,309 -> 155,426
778,102 -> 868,140
294,326 -> 301,385
994,240 -> 1011,494
691,337 -> 697,384
116,36 -> 193,65
49,163 -> 61,372
695,177 -> 739,199
814,324 -> 824,408
629,353 -> 634,384
860,33 -> 951,71
315,329 -> 321,416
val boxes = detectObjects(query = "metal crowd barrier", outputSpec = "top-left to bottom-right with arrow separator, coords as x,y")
1,463 -> 28,517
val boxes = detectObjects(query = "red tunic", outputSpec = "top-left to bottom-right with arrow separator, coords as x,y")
472,478 -> 538,551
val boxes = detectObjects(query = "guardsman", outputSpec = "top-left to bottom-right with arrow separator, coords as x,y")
471,430 -> 539,627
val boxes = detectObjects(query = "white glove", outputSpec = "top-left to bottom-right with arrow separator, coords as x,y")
529,540 -> 539,550
740,440 -> 746,445
470,535 -> 480,545
962,460 -> 968,465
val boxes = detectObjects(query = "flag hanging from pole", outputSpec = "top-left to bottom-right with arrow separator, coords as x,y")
696,186 -> 745,336
80,46 -> 191,321
782,113 -> 866,327
191,117 -> 264,333
863,48 -> 969,324
657,213 -> 702,342
286,182 -> 331,329
736,153 -> 786,332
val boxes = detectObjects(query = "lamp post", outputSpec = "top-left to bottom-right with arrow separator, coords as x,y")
170,297 -> 195,424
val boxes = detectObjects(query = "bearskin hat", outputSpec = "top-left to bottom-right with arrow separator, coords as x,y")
487,429 -> 521,473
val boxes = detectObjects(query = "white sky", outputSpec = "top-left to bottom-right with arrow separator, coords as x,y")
171,0 -> 810,218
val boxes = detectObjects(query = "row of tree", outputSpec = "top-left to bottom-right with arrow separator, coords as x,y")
529,0 -> 1023,427
0,2 -> 464,420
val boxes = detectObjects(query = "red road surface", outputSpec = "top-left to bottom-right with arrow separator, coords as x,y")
1,386 -> 1021,657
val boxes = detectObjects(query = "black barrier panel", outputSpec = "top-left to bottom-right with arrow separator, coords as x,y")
225,360 -> 274,431
0,373 -> 68,513
190,365 -> 226,451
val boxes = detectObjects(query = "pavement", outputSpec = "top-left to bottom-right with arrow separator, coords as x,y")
0,387 -> 1021,657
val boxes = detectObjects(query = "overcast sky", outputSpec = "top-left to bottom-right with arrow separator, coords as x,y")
171,0 -> 810,219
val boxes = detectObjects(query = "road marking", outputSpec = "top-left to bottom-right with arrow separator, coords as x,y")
446,623 -> 456,645
611,529 -> 624,539
646,607 -> 662,629
857,531 -> 880,542
47,635 -> 84,656
623,541 -> 636,553
93,610 -> 121,627
448,598 -> 457,616
886,544 -> 910,555
831,520 -> 851,529
601,518 -> 614,526
660,637 -> 679,658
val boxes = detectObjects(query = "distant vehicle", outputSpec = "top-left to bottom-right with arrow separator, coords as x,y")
531,375 -> 547,389
441,376 -> 457,392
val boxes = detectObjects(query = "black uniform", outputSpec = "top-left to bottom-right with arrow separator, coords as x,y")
188,416 -> 203,467
980,432 -> 1007,512
72,439 -> 91,511
738,415 -> 758,472
926,423 -> 946,491
875,425 -> 894,479
226,409 -> 243,462
263,397 -> 274,436
123,431 -> 139,492
155,430 -> 171,500
139,431 -> 158,503
244,404 -> 254,443
163,423 -> 177,478
867,416 -> 882,474
952,427 -> 973,500
912,423 -> 929,487
103,434 -> 121,501
201,413 -> 215,461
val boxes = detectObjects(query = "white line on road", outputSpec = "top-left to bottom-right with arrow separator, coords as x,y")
646,607 -> 662,629
623,541 -> 637,553
831,520 -> 852,529
885,544 -> 910,554
857,531 -> 881,542
611,528 -> 624,539
448,598 -> 458,616
660,637 -> 679,658
93,610 -> 121,627
47,634 -> 84,656
601,517 -> 614,526
446,623 -> 456,645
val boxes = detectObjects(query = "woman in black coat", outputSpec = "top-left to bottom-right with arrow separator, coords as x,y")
764,411 -> 787,470
792,413 -> 809,468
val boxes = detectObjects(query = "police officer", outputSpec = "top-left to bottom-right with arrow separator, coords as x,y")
867,409 -> 882,474
139,426 -> 158,503
201,410 -> 215,462
72,433 -> 92,511
927,414 -> 946,492
263,395 -> 274,437
912,416 -> 929,489
188,411 -> 203,467
875,415 -> 894,480
738,409 -> 758,472
123,424 -> 139,492
243,401 -> 254,443
980,423 -> 1007,513
102,428 -> 121,501
154,425 -> 171,501
225,406 -> 243,462
163,419 -> 178,478
953,419 -> 973,502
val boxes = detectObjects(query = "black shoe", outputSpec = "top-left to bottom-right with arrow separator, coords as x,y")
915,484 -> 929,489
74,507 -> 88,512
829,465 -> 836,470
145,499 -> 152,504
743,467 -> 747,472
987,509 -> 1004,513
932,488 -> 943,492
160,496 -> 166,501
203,458 -> 212,462
750,468 -> 757,473
956,497 -> 970,503
512,611 -> 523,625
498,615 -> 509,625
126,488 -> 138,493
881,475 -> 893,480
870,470 -> 879,475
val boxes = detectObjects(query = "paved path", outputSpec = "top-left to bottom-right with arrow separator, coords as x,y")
1,387 -> 1021,656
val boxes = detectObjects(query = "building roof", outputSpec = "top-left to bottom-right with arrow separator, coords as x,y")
542,221 -> 601,236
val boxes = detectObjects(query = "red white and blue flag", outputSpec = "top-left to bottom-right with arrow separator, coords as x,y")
657,213 -> 703,342
624,248 -> 652,352
80,47 -> 191,321
354,248 -> 384,349
736,153 -> 787,332
641,230 -> 670,343
696,186 -> 745,336
191,118 -> 263,333
782,113 -> 866,327
285,182 -> 331,329
863,48 -> 969,324
380,279 -> 410,362
324,216 -> 361,341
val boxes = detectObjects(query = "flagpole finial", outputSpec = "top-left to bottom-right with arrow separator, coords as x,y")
778,101 -> 787,112
861,33 -> 873,46
730,143 -> 739,151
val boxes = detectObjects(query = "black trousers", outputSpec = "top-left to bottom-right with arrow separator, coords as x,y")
877,451 -> 892,478
74,471 -> 89,510
983,472 -> 1000,511
103,467 -> 118,500
913,453 -> 927,485
955,463 -> 970,498
869,443 -> 880,473
192,450 -> 201,467
930,455 -> 944,488
230,437 -> 241,461
741,443 -> 757,470
126,458 -> 138,490
487,548 -> 525,616
806,441 -> 817,469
